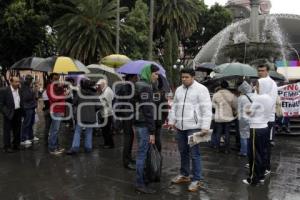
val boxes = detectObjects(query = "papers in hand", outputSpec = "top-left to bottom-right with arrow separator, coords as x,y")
188,130 -> 213,146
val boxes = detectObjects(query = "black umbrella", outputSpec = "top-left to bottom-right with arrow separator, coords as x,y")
269,71 -> 286,81
195,62 -> 216,72
11,57 -> 45,70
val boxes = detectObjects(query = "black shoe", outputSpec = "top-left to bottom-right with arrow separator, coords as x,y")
84,149 -> 92,154
103,145 -> 114,149
13,146 -> 20,151
224,150 -> 230,154
124,163 -> 136,171
3,148 -> 15,153
135,186 -> 156,194
65,150 -> 77,155
238,152 -> 247,157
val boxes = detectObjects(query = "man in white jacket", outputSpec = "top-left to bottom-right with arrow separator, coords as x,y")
257,64 -> 278,176
168,68 -> 212,192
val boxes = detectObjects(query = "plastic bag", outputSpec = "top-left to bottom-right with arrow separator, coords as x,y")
144,144 -> 162,182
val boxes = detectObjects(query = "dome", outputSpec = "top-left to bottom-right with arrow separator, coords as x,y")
226,0 -> 272,14
194,14 -> 300,64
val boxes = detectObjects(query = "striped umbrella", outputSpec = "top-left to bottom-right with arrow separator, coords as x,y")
100,54 -> 131,68
34,56 -> 89,74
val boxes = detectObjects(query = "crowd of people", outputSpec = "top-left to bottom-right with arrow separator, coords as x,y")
0,63 -> 283,194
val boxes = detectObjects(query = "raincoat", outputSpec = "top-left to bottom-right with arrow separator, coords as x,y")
238,81 -> 254,139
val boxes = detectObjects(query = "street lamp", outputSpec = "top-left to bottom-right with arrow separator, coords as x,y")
173,59 -> 184,70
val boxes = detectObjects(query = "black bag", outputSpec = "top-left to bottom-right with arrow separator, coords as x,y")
144,144 -> 162,182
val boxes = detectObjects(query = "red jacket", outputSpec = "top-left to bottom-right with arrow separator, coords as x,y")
46,83 -> 65,114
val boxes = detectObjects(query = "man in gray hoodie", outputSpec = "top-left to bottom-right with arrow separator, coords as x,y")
237,80 -> 255,156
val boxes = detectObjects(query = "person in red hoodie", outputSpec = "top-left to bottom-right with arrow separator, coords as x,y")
47,73 -> 66,155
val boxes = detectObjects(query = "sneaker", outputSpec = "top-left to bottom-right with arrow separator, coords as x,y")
171,175 -> 191,184
259,179 -> 265,184
242,178 -> 251,185
242,178 -> 263,186
188,181 -> 204,192
33,137 -> 39,142
49,150 -> 63,155
264,170 -> 271,176
21,140 -> 32,146
57,148 -> 65,153
244,163 -> 249,169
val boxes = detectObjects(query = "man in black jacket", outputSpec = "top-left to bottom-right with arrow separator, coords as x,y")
115,74 -> 138,170
20,74 -> 37,146
0,76 -> 22,152
134,64 -> 159,194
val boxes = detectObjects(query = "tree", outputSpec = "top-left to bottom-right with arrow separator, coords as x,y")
163,29 -> 173,80
55,0 -> 127,64
120,0 -> 149,59
155,0 -> 201,39
0,0 -> 49,81
183,3 -> 233,57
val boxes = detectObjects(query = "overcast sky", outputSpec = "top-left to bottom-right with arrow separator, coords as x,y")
204,0 -> 300,15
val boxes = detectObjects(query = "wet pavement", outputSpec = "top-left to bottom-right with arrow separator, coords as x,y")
1,113 -> 300,200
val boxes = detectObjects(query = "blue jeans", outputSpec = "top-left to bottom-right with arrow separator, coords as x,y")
240,138 -> 248,155
177,129 -> 203,181
214,122 -> 230,151
21,109 -> 35,142
135,127 -> 150,187
48,113 -> 63,151
71,124 -> 93,152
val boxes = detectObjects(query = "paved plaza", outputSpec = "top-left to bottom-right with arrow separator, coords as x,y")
0,113 -> 300,200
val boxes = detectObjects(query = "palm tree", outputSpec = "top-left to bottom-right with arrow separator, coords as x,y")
55,0 -> 126,64
155,0 -> 201,39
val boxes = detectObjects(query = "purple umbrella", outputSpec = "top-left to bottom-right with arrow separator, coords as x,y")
117,60 -> 166,77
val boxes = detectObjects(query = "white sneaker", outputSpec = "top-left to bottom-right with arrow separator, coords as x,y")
21,140 -> 32,146
244,163 -> 249,169
264,170 -> 271,176
49,150 -> 63,155
33,137 -> 39,141
188,181 -> 204,192
171,175 -> 191,184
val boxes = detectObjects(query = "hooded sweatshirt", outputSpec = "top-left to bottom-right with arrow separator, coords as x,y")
238,81 -> 254,138
248,79 -> 273,129
257,76 -> 278,122
134,65 -> 155,134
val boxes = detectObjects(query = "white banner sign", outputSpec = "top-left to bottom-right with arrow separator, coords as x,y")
278,83 -> 300,117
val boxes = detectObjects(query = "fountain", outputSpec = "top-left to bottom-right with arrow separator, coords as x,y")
194,0 -> 300,70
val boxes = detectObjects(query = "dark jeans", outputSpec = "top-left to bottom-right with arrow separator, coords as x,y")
136,126 -> 150,187
3,109 -> 22,149
234,119 -> 240,148
48,113 -> 63,151
248,128 -> 269,184
122,120 -> 135,166
177,129 -> 203,181
214,122 -> 231,151
102,116 -> 114,147
44,109 -> 52,142
21,108 -> 35,142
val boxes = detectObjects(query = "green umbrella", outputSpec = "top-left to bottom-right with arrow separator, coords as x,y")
213,63 -> 258,78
